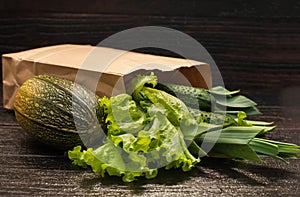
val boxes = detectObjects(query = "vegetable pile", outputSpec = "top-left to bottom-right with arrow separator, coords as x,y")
66,73 -> 299,182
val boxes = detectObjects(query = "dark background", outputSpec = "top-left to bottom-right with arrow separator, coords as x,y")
1,0 -> 300,93
0,1 -> 299,196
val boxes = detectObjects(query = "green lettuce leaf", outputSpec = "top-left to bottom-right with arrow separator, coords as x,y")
69,74 -> 200,182
140,87 -> 198,141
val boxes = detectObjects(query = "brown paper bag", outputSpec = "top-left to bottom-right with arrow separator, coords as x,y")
2,44 -> 211,109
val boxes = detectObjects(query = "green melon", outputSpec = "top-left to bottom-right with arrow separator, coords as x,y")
14,75 -> 104,149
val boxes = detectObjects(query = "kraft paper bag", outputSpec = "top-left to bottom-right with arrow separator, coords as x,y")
2,44 -> 212,109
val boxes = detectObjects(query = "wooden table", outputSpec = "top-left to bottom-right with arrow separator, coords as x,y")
0,66 -> 299,196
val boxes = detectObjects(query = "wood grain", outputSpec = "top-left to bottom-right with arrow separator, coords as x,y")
1,0 -> 300,17
1,3 -> 300,70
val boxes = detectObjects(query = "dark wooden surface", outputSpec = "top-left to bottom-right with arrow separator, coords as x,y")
1,1 -> 300,196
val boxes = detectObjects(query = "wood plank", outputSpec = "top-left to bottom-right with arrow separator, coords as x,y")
1,0 -> 300,18
1,152 -> 299,196
0,14 -> 299,67
218,65 -> 300,88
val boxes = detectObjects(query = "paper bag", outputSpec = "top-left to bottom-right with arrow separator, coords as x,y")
2,44 -> 212,109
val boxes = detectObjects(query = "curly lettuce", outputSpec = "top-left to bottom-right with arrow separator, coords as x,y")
68,73 -> 200,182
